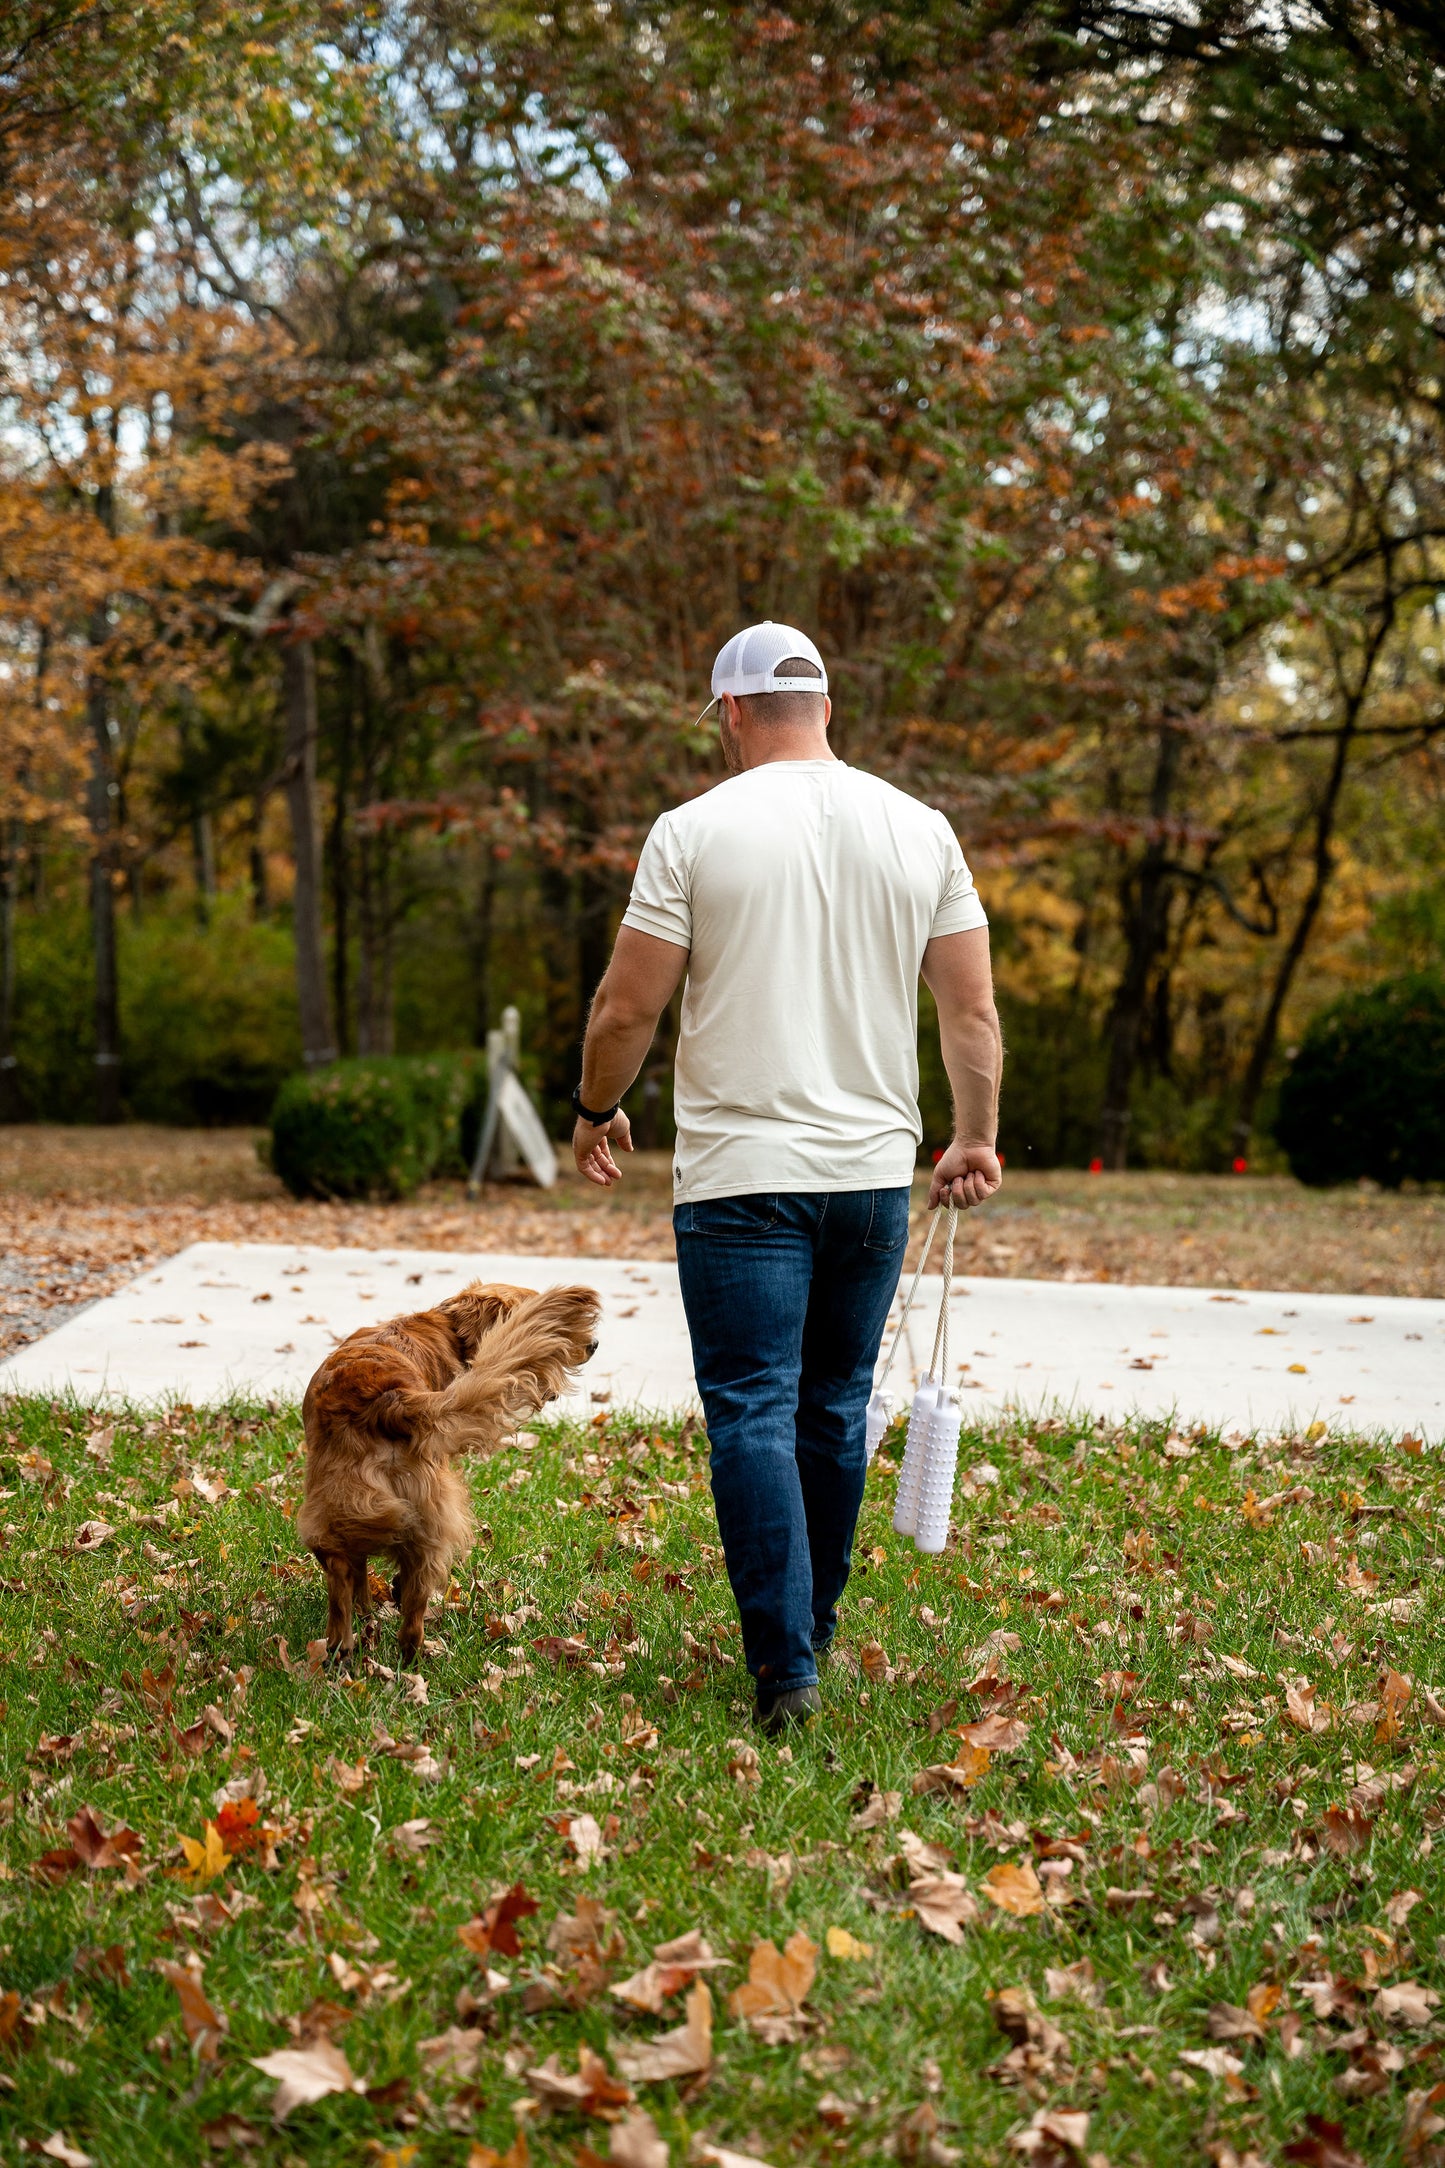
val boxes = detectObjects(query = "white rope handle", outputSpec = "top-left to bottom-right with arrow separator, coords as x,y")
927,1202 -> 958,1384
876,1203 -> 943,1393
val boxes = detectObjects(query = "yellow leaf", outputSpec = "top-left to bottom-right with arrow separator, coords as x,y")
1287,1363 -> 1307,1374
979,1861 -> 1046,1918
825,1926 -> 872,1961
177,1822 -> 230,1884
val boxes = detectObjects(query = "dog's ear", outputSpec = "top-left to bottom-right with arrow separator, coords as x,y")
437,1280 -> 535,1357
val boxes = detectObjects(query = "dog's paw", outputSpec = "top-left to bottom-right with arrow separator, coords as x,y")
323,1642 -> 356,1673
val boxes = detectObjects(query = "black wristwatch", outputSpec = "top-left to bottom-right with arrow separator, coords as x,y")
571,1083 -> 621,1127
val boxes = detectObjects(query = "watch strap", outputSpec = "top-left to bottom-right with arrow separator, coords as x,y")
571,1083 -> 621,1126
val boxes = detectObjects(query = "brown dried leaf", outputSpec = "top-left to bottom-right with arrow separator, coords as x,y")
1318,1806 -> 1375,1858
727,1932 -> 817,2027
418,2026 -> 485,2083
156,1957 -> 228,2060
611,1978 -> 713,2083
457,1882 -> 539,1960
608,2110 -> 670,2168
249,2037 -> 365,2122
909,1873 -> 980,1945
979,1861 -> 1046,1917
525,2042 -> 631,2115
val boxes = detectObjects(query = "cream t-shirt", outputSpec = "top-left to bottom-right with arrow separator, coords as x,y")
620,760 -> 987,1203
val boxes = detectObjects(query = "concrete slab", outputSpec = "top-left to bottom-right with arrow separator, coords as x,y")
0,1240 -> 1439,1440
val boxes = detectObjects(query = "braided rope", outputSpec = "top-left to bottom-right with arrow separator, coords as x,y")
875,1202 -> 943,1393
928,1202 -> 959,1384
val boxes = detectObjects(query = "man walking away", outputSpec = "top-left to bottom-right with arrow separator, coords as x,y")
570,622 -> 1003,1732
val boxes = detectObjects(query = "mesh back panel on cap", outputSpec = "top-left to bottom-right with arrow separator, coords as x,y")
710,620 -> 828,698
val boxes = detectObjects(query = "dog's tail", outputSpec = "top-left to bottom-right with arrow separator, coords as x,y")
397,1283 -> 601,1457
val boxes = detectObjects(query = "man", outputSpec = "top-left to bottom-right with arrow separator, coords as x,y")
571,621 -> 1003,1733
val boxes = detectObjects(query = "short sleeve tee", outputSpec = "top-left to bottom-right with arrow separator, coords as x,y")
621,760 -> 987,1203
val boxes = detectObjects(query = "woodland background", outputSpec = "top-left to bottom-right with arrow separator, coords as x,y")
1,0 -> 1442,1172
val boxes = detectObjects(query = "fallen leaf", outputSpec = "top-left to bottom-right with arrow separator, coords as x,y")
468,2137 -> 528,2168
563,1812 -> 606,1868
418,2026 -> 485,2082
388,1818 -> 441,1858
1281,2115 -> 1366,2168
911,1744 -> 991,1794
156,1957 -> 228,2059
1207,2001 -> 1265,2044
38,2139 -> 92,2168
198,2111 -> 262,2150
909,1873 -> 981,1944
957,1712 -> 1030,1752
693,2145 -> 776,2168
1179,2046 -> 1245,2079
1318,1806 -> 1375,1858
825,1926 -> 872,1961
72,1520 -> 115,1552
980,1861 -> 1046,1918
1043,1959 -> 1105,2009
457,1882 -> 539,1960
1385,1888 -> 1424,1930
727,1931 -> 818,2036
609,2110 -> 670,2168
613,1930 -> 723,2013
850,1786 -> 902,1830
177,1823 -> 231,1884
1285,1680 -> 1334,1734
525,2042 -> 632,2116
1246,1981 -> 1283,2024
214,1799 -> 265,1856
898,1829 -> 955,1874
859,1639 -> 892,1683
65,1805 -> 143,1872
1376,1981 -> 1439,2028
249,2037 -> 365,2122
1009,2106 -> 1091,2160
612,1979 -> 713,2083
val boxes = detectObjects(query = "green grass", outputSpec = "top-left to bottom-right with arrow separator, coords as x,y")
1,1397 -> 1443,2167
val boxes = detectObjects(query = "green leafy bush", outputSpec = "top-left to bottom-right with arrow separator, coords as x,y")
10,902 -> 301,1124
269,1053 -> 483,1200
1274,972 -> 1445,1187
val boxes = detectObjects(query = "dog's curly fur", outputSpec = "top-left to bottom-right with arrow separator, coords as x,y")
297,1278 -> 601,1660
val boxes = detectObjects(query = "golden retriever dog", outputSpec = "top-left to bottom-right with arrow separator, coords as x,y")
298,1278 -> 600,1661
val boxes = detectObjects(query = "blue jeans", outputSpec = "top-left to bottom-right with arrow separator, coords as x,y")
673,1188 -> 910,1696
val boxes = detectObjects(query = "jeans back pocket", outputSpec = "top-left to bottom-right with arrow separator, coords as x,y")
681,1194 -> 780,1237
862,1187 -> 911,1253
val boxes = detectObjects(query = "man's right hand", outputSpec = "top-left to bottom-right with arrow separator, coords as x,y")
929,1139 -> 1002,1210
573,1110 -> 634,1188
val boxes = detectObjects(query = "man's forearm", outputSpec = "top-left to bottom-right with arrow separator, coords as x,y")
580,985 -> 659,1111
939,1003 -> 1002,1144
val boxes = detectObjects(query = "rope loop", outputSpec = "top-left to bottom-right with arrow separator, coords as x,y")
928,1202 -> 958,1383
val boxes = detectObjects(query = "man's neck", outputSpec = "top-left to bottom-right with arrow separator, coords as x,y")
731,730 -> 838,773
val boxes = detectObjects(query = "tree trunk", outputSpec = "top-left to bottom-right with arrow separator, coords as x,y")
1230,718 -> 1356,1161
249,790 -> 270,918
281,637 -> 337,1068
356,828 -> 396,1055
86,669 -> 122,1123
1096,720 -> 1183,1168
0,814 -> 24,1121
191,809 -> 216,925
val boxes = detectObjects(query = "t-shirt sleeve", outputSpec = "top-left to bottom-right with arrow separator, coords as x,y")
928,819 -> 988,938
620,814 -> 693,950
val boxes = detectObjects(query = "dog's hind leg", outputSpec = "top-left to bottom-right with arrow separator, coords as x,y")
314,1551 -> 356,1660
393,1544 -> 449,1662
350,1554 -> 376,1638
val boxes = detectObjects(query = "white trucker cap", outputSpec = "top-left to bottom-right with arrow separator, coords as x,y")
712,620 -> 828,698
694,620 -> 828,723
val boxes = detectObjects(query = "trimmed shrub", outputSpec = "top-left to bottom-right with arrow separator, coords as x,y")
1274,972 -> 1445,1188
269,1053 -> 483,1201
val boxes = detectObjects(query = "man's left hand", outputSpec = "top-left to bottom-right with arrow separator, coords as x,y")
573,1110 -> 633,1188
929,1139 -> 1002,1210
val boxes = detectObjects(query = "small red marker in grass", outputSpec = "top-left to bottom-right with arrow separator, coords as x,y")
1233,1157 -> 1248,1174
1089,1157 -> 1103,1174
